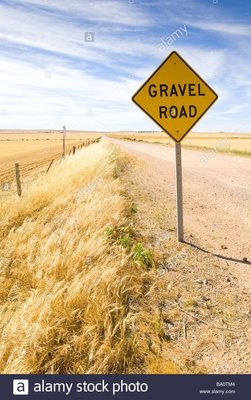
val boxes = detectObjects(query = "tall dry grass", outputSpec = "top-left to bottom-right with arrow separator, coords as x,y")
0,142 -> 162,374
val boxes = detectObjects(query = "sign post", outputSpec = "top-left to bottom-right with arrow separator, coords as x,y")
132,51 -> 218,242
175,142 -> 183,241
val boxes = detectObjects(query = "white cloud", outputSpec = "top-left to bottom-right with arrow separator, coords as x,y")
15,0 -> 152,27
0,1 -> 159,66
0,0 -> 250,132
188,20 -> 251,37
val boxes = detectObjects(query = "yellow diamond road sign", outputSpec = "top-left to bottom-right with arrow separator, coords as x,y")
132,51 -> 218,143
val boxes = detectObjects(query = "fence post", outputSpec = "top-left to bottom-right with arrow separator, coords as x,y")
15,163 -> 22,196
62,126 -> 66,158
46,159 -> 54,174
73,146 -> 76,155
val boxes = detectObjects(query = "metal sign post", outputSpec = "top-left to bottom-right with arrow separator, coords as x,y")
175,143 -> 183,242
131,51 -> 218,242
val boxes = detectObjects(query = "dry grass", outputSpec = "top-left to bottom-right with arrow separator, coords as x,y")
0,141 -> 170,374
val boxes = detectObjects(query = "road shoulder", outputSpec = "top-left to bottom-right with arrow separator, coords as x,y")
120,147 -> 251,374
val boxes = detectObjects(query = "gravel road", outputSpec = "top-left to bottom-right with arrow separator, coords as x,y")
108,137 -> 251,290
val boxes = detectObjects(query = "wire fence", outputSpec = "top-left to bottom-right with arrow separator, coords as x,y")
0,137 -> 101,198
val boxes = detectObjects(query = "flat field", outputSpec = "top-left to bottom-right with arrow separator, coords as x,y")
108,131 -> 251,154
0,130 -> 101,188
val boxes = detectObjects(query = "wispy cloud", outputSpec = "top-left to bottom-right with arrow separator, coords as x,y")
187,20 -> 251,37
20,0 -> 152,27
0,0 -> 250,132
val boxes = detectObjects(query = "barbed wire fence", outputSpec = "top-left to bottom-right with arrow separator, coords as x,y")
0,137 -> 101,198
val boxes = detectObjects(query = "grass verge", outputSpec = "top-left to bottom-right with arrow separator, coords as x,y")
0,142 -> 169,374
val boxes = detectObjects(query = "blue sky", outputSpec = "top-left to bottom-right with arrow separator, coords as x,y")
0,0 -> 250,132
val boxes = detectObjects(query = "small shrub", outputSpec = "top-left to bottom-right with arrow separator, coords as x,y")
133,243 -> 153,268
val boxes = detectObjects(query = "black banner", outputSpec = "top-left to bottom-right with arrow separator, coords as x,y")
1,374 -> 249,400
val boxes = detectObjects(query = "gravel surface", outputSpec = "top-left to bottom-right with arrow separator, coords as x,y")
109,137 -> 251,374
109,138 -> 251,290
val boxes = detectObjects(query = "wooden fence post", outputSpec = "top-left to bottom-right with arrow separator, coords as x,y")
15,163 -> 22,196
73,146 -> 76,155
46,160 -> 54,174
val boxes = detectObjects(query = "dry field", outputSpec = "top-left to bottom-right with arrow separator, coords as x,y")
0,130 -> 101,192
108,131 -> 251,155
